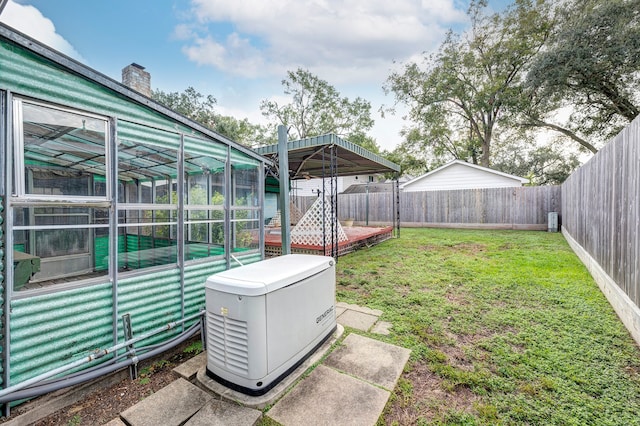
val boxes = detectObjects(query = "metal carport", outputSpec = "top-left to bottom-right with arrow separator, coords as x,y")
254,133 -> 401,258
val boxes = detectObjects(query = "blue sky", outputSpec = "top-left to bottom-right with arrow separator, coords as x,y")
1,0 -> 510,150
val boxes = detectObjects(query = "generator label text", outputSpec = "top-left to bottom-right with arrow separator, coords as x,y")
316,305 -> 334,324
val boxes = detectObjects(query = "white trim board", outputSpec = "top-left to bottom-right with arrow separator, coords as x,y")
562,228 -> 640,348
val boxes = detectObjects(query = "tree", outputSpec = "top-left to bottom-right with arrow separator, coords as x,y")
260,68 -> 376,146
152,87 -> 217,129
385,0 -> 551,167
491,135 -> 581,185
383,143 -> 430,178
523,0 -> 640,146
152,87 -> 271,147
212,115 -> 276,147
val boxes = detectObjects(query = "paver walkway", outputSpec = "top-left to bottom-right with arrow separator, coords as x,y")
105,304 -> 410,425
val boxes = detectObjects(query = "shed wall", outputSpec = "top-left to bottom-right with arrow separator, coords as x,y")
0,198 -> 4,386
0,39 -> 196,137
0,36 -> 265,393
402,163 -> 525,191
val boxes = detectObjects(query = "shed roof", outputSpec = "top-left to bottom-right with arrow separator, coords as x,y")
254,134 -> 400,180
0,22 -> 267,165
400,160 -> 529,189
342,182 -> 395,194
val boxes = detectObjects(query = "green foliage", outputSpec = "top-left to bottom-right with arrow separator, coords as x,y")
491,138 -> 581,185
385,0 -> 552,168
526,0 -> 640,143
337,228 -> 640,424
66,414 -> 81,426
183,341 -> 203,355
138,359 -> 170,385
152,86 -> 217,129
152,87 -> 271,147
260,68 -> 377,148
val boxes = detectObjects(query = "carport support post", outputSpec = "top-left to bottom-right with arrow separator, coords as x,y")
278,125 -> 291,255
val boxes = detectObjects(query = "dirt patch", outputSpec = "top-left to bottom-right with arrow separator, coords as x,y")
337,278 -> 371,298
444,290 -> 468,305
447,243 -> 487,255
384,362 -> 479,424
2,338 -> 202,426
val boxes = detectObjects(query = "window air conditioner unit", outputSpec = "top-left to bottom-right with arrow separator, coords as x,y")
205,254 -> 336,396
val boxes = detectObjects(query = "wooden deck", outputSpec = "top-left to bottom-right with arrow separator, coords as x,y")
263,226 -> 394,257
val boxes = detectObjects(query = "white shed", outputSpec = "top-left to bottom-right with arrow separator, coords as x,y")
400,160 -> 529,192
291,174 -> 378,196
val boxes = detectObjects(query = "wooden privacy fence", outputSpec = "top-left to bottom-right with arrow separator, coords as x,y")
561,115 -> 640,344
397,186 -> 560,230
292,185 -> 561,230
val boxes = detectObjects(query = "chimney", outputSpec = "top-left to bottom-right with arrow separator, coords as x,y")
122,63 -> 151,97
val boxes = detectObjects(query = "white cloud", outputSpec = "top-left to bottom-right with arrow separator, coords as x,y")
183,32 -> 275,78
180,0 -> 467,84
0,0 -> 85,62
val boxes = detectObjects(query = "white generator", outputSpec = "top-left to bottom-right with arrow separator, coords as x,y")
204,254 -> 336,396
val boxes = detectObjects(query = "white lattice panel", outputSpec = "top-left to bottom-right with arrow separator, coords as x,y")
266,202 -> 305,228
290,202 -> 304,225
291,196 -> 348,246
267,213 -> 280,228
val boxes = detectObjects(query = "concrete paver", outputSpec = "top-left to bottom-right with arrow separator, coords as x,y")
184,399 -> 262,426
337,309 -> 378,331
371,320 -> 393,335
114,304 -> 406,426
336,302 -> 383,316
267,365 -> 390,426
324,333 -> 411,390
173,351 -> 208,380
197,324 -> 344,409
120,378 -> 212,426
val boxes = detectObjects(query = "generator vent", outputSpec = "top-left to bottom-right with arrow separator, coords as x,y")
207,312 -> 249,374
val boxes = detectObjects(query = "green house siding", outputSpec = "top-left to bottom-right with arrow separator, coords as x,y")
0,27 -> 266,396
9,283 -> 114,385
0,40 -> 197,138
0,197 -> 5,388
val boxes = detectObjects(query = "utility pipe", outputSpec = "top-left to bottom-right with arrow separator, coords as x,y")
0,311 -> 204,400
0,322 -> 201,404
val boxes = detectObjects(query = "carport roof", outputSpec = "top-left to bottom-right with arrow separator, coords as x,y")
254,134 -> 400,180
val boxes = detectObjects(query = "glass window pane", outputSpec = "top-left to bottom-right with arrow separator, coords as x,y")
12,206 -> 109,290
117,137 -> 179,272
117,225 -> 178,271
232,164 -> 259,207
118,140 -> 178,185
232,219 -> 259,252
21,102 -> 107,196
184,155 -> 225,206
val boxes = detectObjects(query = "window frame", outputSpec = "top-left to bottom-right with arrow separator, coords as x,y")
7,97 -> 265,295
12,97 -> 111,202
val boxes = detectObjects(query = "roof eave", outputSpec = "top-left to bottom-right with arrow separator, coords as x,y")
0,22 -> 269,165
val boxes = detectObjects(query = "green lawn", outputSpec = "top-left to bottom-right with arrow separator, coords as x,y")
335,228 -> 640,425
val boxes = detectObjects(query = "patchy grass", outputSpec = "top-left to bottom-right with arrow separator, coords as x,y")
335,228 -> 640,425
